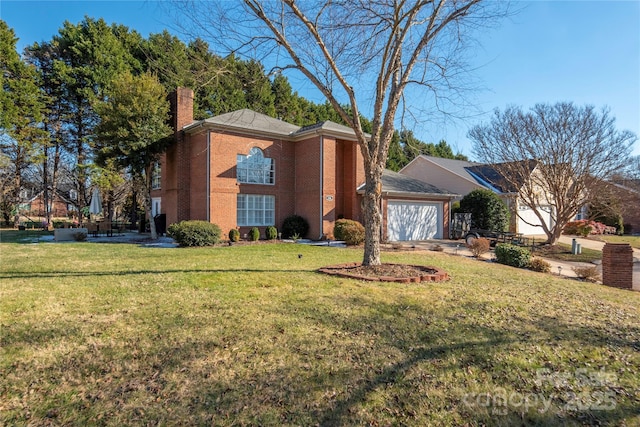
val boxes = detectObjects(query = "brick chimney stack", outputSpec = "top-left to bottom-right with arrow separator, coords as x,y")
168,87 -> 194,133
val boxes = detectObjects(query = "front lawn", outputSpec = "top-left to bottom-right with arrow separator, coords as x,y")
533,243 -> 602,263
1,241 -> 638,426
595,234 -> 640,249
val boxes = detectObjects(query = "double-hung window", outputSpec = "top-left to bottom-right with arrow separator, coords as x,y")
151,162 -> 161,190
237,194 -> 275,226
237,147 -> 274,185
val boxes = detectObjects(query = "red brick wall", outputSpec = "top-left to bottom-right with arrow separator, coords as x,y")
204,131 -> 297,237
294,135 -> 322,238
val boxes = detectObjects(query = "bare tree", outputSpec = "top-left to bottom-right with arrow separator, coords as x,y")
176,0 -> 506,265
470,103 -> 636,245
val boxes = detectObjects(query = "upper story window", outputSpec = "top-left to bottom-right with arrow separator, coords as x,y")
69,189 -> 78,201
151,162 -> 161,190
237,147 -> 274,185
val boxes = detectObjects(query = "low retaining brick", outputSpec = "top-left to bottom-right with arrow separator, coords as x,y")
318,263 -> 449,283
54,228 -> 88,242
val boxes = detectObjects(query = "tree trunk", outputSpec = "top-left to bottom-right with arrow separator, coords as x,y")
143,167 -> 158,240
361,167 -> 383,266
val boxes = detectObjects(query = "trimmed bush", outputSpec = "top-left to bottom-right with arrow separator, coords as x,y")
495,243 -> 531,268
468,237 -> 490,258
249,227 -> 260,241
265,226 -> 278,240
168,220 -> 222,247
282,215 -> 309,239
73,232 -> 87,242
333,219 -> 365,246
459,188 -> 510,231
573,266 -> 600,282
529,257 -> 551,273
229,228 -> 240,242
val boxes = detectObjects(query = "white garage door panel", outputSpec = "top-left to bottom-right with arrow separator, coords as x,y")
518,206 -> 552,236
387,201 -> 442,241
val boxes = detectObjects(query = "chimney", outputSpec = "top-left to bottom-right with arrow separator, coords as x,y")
168,87 -> 194,133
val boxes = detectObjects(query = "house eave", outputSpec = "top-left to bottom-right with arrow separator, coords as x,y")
356,189 -> 459,200
182,121 -> 293,139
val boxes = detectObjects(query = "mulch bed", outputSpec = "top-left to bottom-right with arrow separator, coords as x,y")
318,262 -> 449,283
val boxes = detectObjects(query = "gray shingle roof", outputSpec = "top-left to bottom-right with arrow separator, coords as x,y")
186,109 -> 300,136
367,170 -> 458,197
183,109 -> 365,141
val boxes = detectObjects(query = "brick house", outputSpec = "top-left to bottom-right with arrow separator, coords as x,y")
153,88 -> 456,241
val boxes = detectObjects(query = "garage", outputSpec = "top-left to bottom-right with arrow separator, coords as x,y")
517,205 -> 553,236
387,200 -> 443,241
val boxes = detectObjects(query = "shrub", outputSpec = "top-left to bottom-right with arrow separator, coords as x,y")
459,189 -> 510,231
265,226 -> 278,240
563,219 -> 608,236
572,266 -> 600,282
495,243 -> 531,268
529,257 -> 551,273
249,227 -> 260,241
168,220 -> 222,247
333,219 -> 365,245
73,232 -> 87,242
229,228 -> 240,242
282,215 -> 309,239
467,237 -> 490,258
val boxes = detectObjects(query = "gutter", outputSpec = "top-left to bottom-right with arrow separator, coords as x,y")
206,132 -> 210,222
319,135 -> 324,240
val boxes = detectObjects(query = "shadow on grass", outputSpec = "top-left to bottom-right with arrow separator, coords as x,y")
0,268 -> 314,280
3,269 -> 639,425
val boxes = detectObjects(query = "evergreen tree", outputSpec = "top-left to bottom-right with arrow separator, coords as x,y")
95,72 -> 172,239
0,20 -> 47,225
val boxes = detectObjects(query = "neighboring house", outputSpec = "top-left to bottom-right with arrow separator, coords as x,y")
18,188 -> 77,218
400,155 -> 555,236
153,88 -> 457,241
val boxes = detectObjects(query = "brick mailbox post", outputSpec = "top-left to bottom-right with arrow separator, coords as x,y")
602,243 -> 634,289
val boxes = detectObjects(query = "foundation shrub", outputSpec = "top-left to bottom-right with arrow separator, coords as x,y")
282,215 -> 309,239
249,227 -> 260,241
265,226 -> 278,240
333,219 -> 365,245
168,220 -> 222,247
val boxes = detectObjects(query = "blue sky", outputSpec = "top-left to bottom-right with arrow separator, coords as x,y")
2,0 -> 639,158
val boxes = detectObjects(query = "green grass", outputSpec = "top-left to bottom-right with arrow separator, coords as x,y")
595,235 -> 640,249
534,243 -> 602,263
1,240 -> 639,426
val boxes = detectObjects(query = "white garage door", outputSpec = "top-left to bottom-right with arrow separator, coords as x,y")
387,200 -> 442,241
517,206 -> 553,236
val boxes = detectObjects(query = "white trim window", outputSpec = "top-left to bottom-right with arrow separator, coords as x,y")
151,162 -> 161,190
237,194 -> 275,226
237,147 -> 274,185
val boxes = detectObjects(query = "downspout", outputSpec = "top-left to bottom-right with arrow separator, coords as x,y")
206,132 -> 210,222
319,135 -> 324,239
